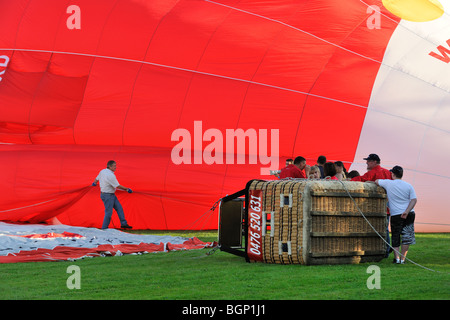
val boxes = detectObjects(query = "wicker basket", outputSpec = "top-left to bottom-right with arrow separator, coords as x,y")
245,179 -> 387,265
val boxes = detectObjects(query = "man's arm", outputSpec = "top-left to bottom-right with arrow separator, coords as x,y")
117,185 -> 133,193
401,198 -> 417,219
351,170 -> 375,182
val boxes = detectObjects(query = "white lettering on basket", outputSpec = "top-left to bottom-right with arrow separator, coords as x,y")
248,190 -> 263,261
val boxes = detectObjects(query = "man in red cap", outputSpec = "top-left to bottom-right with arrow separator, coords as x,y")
351,154 -> 391,182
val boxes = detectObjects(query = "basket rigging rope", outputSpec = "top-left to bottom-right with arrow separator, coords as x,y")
338,180 -> 444,274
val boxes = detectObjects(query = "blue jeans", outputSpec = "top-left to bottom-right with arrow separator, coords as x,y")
386,215 -> 391,255
100,193 -> 128,229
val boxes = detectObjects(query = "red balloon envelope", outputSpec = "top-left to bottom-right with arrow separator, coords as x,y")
0,0 -> 449,231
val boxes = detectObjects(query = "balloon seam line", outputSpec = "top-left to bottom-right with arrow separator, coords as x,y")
0,48 -> 369,110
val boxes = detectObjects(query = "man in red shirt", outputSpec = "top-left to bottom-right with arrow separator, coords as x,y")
351,153 -> 392,258
351,154 -> 392,182
279,156 -> 309,179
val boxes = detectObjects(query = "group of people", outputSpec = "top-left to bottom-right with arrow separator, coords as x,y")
278,155 -> 360,181
278,153 -> 418,264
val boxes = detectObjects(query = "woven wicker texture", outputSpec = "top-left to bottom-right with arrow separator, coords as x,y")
248,180 -> 387,265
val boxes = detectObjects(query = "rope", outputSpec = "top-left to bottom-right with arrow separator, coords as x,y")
0,186 -> 91,213
338,180 -> 444,273
4,182 -> 444,269
178,198 -> 221,231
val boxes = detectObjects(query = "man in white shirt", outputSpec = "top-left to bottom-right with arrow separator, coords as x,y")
93,160 -> 133,230
376,166 -> 417,264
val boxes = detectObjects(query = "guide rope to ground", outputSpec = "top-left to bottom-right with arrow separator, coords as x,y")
338,180 -> 445,274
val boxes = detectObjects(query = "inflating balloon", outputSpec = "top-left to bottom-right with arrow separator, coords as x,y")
0,0 -> 448,232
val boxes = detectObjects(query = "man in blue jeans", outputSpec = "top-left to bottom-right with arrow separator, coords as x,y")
92,160 -> 133,230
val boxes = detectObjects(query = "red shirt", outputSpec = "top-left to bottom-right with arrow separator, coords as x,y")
279,164 -> 306,179
351,165 -> 392,182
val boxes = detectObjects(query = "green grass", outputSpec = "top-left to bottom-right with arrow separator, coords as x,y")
0,232 -> 448,300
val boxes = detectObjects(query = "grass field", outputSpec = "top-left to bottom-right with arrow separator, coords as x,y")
0,232 -> 448,301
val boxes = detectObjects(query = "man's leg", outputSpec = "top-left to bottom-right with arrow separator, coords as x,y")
112,195 -> 128,227
390,215 -> 403,263
400,212 -> 415,263
101,193 -> 114,229
400,244 -> 410,263
385,215 -> 391,257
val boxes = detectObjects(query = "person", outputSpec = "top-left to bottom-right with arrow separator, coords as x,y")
351,154 -> 391,182
316,155 -> 326,178
351,154 -> 392,256
323,162 -> 338,180
279,156 -> 309,179
334,161 -> 347,180
271,158 -> 294,178
92,160 -> 133,230
375,166 -> 417,264
308,165 -> 321,179
347,170 -> 360,179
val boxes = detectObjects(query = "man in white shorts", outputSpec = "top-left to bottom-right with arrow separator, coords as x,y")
375,166 -> 417,264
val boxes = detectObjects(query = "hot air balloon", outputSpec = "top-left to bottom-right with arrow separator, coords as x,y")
0,0 -> 448,233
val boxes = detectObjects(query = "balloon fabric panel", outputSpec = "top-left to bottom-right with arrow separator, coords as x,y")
0,0 -> 449,232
